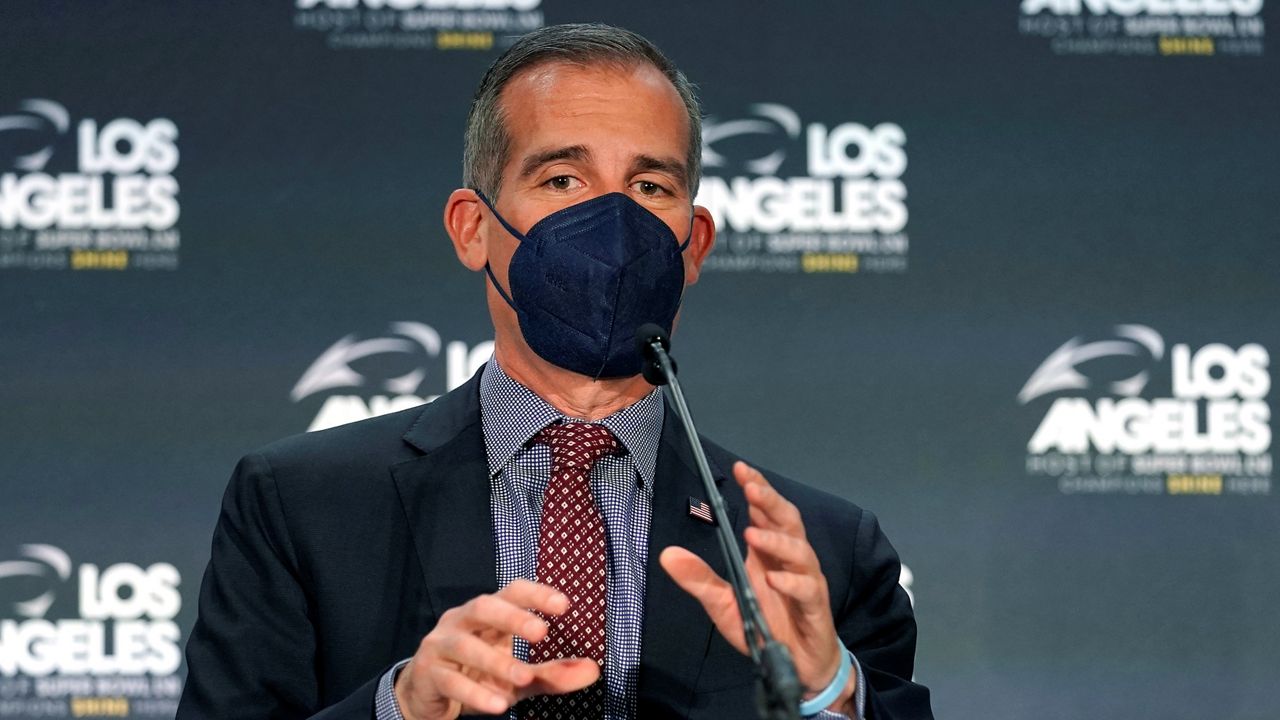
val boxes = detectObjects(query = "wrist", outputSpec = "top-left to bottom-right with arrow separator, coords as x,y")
831,662 -> 858,715
802,646 -> 841,700
798,648 -> 853,717
393,664 -> 417,720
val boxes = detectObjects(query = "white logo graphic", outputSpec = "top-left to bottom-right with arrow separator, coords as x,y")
702,103 -> 801,176
696,103 -> 909,274
1018,0 -> 1266,57
292,321 -> 442,401
0,99 -> 182,271
293,0 -> 544,51
297,0 -> 539,8
0,100 -> 70,172
293,322 -> 492,431
0,545 -> 182,678
1021,0 -> 1262,15
1021,326 -> 1272,495
1018,323 -> 1164,404
698,104 -> 906,234
0,545 -> 71,619
0,99 -> 179,231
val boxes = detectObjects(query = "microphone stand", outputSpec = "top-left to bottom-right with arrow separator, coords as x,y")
637,325 -> 802,720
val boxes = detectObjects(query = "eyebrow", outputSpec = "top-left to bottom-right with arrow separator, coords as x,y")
518,145 -> 592,178
517,146 -> 690,192
630,154 -> 689,191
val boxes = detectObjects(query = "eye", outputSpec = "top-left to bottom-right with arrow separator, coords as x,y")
634,180 -> 667,196
545,175 -> 580,191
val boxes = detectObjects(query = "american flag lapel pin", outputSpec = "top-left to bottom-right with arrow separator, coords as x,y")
687,496 -> 715,525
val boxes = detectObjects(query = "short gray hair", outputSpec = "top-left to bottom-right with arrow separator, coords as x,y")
462,23 -> 702,201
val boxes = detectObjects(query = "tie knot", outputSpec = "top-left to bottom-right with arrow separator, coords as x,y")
533,422 -> 621,469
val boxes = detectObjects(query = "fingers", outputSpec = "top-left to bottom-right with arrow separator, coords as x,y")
659,546 -> 732,601
437,630 -> 533,688
525,657 -> 602,697
735,461 -> 806,537
764,569 -> 826,606
744,526 -> 819,574
400,580 -> 575,719
495,578 -> 571,621
429,664 -> 514,716
672,464 -> 842,703
659,546 -> 747,652
459,584 -> 561,646
449,581 -> 572,683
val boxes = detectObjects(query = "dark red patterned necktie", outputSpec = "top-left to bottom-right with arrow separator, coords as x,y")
521,422 -> 619,720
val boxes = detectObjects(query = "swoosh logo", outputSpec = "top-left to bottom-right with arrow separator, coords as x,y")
0,99 -> 70,172
702,103 -> 801,176
291,321 -> 442,401
1018,324 -> 1164,404
0,544 -> 72,618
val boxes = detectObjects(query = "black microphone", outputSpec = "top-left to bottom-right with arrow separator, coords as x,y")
635,323 -> 671,386
634,324 -> 802,720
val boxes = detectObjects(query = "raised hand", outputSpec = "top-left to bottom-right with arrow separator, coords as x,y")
394,579 -> 601,719
659,461 -> 855,714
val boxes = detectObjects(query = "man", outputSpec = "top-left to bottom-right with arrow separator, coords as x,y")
178,23 -> 932,720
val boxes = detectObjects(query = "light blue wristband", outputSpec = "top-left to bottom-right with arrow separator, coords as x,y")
798,647 -> 853,717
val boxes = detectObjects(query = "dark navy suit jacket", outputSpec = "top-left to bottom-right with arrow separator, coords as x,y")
177,369 -> 933,719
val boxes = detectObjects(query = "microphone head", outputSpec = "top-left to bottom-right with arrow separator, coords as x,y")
635,323 -> 670,356
635,323 -> 672,386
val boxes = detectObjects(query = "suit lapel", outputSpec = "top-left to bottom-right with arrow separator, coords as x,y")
637,406 -> 745,716
391,371 -> 498,623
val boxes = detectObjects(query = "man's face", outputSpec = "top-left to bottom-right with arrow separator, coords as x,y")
464,60 -> 715,372
486,60 -> 702,270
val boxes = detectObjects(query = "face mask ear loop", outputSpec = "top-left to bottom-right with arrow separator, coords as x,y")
473,189 -> 524,311
474,190 -> 532,246
675,230 -> 696,253
483,262 -> 518,310
661,210 -> 693,319
678,210 -> 694,252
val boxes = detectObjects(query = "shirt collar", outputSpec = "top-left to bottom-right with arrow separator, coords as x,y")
478,357 -> 663,490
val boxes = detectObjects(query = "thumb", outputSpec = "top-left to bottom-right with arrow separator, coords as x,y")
522,657 -> 601,698
659,546 -> 745,652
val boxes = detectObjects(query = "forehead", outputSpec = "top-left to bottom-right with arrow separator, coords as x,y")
497,60 -> 689,163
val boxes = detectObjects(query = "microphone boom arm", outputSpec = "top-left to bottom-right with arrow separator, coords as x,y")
640,328 -> 802,720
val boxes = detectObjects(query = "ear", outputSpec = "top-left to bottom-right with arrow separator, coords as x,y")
682,204 -> 717,285
444,188 -> 487,271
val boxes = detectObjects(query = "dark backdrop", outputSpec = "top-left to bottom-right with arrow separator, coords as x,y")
1,2 -> 1276,718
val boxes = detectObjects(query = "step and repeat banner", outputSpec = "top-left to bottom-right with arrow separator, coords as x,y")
1,2 -> 1276,719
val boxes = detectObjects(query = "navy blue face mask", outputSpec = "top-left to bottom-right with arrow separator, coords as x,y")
476,190 -> 692,379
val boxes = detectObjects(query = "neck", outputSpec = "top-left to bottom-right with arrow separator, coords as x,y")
494,341 -> 654,421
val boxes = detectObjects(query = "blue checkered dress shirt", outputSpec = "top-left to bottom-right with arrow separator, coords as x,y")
374,359 -> 864,719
